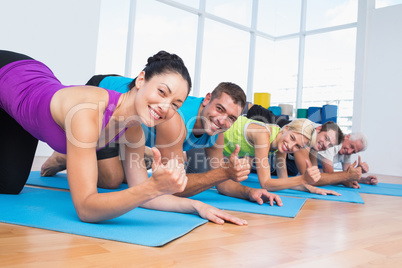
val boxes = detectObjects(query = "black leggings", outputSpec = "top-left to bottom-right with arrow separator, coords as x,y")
0,50 -> 38,194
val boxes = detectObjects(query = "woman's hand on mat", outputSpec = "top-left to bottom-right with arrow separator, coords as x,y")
346,161 -> 362,181
150,147 -> 188,195
302,159 -> 321,184
225,144 -> 251,182
194,201 -> 248,225
306,185 -> 341,196
359,175 -> 378,185
357,156 -> 369,173
248,188 -> 283,206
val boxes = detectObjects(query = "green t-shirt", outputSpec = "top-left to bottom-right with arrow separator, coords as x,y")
223,116 -> 280,157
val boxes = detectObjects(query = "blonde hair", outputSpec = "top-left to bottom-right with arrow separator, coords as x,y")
285,119 -> 317,148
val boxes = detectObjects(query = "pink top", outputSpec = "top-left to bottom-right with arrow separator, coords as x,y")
0,59 -> 126,154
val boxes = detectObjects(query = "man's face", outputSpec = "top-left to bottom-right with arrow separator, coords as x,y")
200,92 -> 243,136
339,135 -> 364,155
313,128 -> 337,151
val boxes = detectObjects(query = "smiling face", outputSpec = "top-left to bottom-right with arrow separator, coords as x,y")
199,92 -> 243,136
339,135 -> 364,155
134,71 -> 189,127
277,129 -> 309,153
313,128 -> 337,151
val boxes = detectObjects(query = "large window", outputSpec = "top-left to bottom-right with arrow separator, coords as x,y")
130,0 -> 198,81
306,0 -> 358,30
199,19 -> 250,96
257,0 -> 301,36
376,0 -> 402,8
254,37 -> 299,107
96,0 -> 130,75
303,28 -> 357,131
96,0 -> 362,132
206,0 -> 252,26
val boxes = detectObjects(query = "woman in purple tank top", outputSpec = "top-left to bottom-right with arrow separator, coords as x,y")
0,50 -> 247,226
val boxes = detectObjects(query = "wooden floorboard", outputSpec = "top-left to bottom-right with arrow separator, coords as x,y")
1,156 -> 401,267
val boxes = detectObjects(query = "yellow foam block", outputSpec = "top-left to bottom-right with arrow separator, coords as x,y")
254,93 -> 271,108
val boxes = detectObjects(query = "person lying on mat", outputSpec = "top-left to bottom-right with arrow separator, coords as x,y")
42,76 -> 282,207
0,50 -> 248,225
246,104 -> 348,195
248,105 -> 374,189
223,116 -> 323,192
316,132 -> 378,188
282,131 -> 368,189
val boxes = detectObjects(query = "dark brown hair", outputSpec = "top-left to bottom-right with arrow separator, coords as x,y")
320,121 -> 344,145
128,50 -> 191,94
210,82 -> 246,109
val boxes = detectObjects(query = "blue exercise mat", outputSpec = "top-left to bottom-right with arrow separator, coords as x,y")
333,182 -> 402,197
26,171 -> 306,218
243,173 -> 364,204
247,173 -> 402,198
27,171 -> 71,189
27,171 -> 153,192
190,189 -> 306,218
0,187 -> 207,247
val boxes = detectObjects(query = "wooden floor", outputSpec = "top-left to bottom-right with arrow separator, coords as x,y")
1,157 -> 402,267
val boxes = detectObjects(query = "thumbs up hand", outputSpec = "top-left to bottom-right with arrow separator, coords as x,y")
302,159 -> 321,184
226,144 -> 251,182
150,147 -> 187,195
347,160 -> 362,181
357,155 -> 369,173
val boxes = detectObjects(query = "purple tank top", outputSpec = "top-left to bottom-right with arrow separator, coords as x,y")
0,60 -> 125,154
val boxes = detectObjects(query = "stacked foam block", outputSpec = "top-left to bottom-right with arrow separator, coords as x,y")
307,105 -> 337,123
253,93 -> 337,123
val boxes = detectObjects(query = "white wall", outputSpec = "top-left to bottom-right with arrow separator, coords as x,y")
354,4 -> 402,176
0,0 -> 101,156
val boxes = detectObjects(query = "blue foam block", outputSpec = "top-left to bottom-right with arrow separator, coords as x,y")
322,104 -> 338,123
268,106 -> 281,116
244,173 -> 364,204
0,187 -> 207,247
277,114 -> 290,121
307,107 -> 322,123
27,171 -> 306,218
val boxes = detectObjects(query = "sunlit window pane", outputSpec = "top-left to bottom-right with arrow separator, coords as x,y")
171,0 -> 200,8
257,0 -> 301,36
376,0 -> 402,8
253,37 -> 299,108
306,0 -> 358,31
95,0 -> 359,134
303,28 -> 356,132
205,0 -> 252,27
130,0 -> 198,83
199,19 -> 249,97
95,0 -> 130,74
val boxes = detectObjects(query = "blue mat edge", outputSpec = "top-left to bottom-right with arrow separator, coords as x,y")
26,171 -> 306,218
0,214 -> 207,247
0,186 -> 208,247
